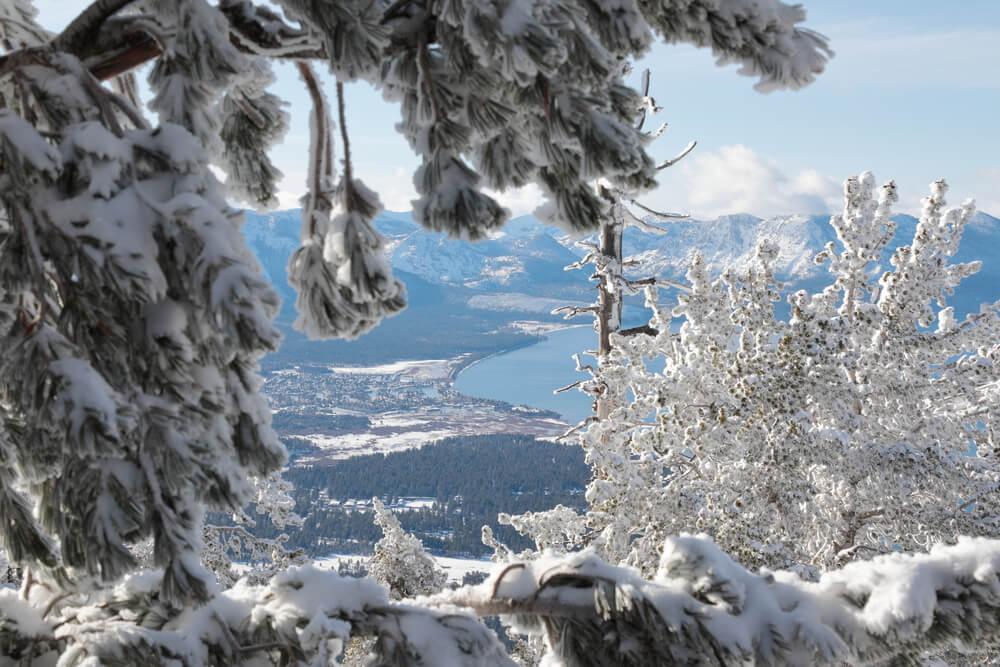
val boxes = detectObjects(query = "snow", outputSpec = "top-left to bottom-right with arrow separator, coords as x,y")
314,553 -> 491,583
292,404 -> 568,462
331,496 -> 437,512
372,415 -> 432,428
301,429 -> 457,460
326,359 -> 452,380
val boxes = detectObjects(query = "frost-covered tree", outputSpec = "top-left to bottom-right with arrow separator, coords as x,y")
552,68 -> 695,424
508,173 -> 1000,580
368,498 -> 446,600
9,533 -> 1000,665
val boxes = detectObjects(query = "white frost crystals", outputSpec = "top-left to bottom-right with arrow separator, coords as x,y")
508,172 -> 1000,578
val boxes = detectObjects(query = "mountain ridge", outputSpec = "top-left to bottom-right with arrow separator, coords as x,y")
244,208 -> 1000,317
242,207 -> 1000,367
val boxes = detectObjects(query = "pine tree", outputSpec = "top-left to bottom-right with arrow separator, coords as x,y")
368,497 -> 446,600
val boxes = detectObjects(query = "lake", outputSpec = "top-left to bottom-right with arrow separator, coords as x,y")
454,326 -> 599,424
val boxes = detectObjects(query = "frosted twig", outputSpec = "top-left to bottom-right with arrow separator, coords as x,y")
656,140 -> 697,170
551,304 -> 597,319
558,416 -> 597,441
626,198 -> 689,221
623,276 -> 692,294
647,121 -> 669,139
553,379 -> 585,394
336,80 -> 355,209
634,69 -> 651,131
297,61 -> 332,234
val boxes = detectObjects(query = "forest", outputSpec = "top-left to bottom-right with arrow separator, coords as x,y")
260,435 -> 590,556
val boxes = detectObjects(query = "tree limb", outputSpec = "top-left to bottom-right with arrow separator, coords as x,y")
51,0 -> 137,55
656,140 -> 697,170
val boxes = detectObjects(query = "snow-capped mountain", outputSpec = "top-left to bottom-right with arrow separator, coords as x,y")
242,208 -> 1000,319
613,211 -> 1000,316
241,210 -> 591,305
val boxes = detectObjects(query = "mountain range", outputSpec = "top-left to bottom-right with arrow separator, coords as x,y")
243,208 -> 1000,366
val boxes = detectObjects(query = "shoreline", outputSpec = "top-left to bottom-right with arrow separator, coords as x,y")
448,323 -> 590,382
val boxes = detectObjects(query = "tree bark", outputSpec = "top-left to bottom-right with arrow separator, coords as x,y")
595,207 -> 624,422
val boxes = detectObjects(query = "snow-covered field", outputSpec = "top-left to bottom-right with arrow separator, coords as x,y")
326,359 -> 453,380
314,553 -> 492,583
331,497 -> 437,511
295,409 -> 567,462
300,430 -> 458,461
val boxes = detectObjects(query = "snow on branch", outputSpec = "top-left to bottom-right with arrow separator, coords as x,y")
435,535 -> 1000,665
9,535 -> 1000,665
1,563 -> 513,666
644,0 -> 833,92
288,64 -> 406,340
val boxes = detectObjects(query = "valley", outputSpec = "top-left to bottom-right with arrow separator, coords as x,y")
246,205 -> 1000,562
262,338 -> 572,465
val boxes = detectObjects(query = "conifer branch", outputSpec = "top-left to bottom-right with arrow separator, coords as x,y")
336,80 -> 355,210
51,0 -> 136,55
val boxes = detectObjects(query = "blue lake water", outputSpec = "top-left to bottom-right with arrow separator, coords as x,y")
454,326 -> 599,424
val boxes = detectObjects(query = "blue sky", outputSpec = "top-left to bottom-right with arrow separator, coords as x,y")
39,1 -> 1000,218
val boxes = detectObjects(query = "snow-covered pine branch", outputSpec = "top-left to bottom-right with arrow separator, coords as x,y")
0,0 -> 830,338
443,535 -> 1000,665
6,535 -> 1000,665
0,69 -> 285,604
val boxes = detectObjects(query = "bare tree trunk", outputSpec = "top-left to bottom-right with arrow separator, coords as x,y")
596,209 -> 624,422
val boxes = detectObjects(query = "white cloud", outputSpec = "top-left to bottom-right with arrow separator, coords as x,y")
273,166 -> 417,213
486,183 -> 546,218
648,145 -> 841,219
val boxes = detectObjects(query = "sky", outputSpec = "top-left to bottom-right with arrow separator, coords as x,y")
37,1 -> 1000,219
